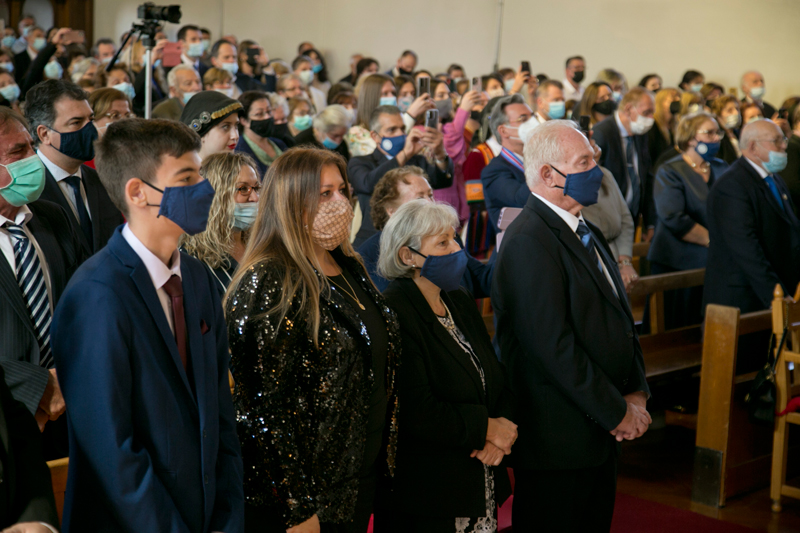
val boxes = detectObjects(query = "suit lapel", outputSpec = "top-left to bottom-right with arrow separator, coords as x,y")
740,159 -> 792,223
531,196 -> 624,313
42,169 -> 91,255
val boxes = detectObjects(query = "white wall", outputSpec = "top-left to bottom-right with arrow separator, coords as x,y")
23,0 -> 53,32
97,0 -> 800,105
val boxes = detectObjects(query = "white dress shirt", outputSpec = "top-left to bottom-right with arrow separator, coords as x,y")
744,155 -> 769,179
37,149 -> 91,223
486,136 -> 503,157
121,224 -> 182,334
614,111 -> 639,205
562,78 -> 584,102
533,192 -> 618,297
0,205 -> 55,311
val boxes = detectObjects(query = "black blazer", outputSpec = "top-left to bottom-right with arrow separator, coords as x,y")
382,279 -> 512,518
294,126 -> 351,162
593,114 -> 655,227
718,134 -> 739,165
38,163 -> 124,255
12,50 -> 32,84
347,149 -> 453,247
0,200 -> 85,414
741,97 -> 776,121
648,155 -> 729,270
492,195 -> 650,471
780,133 -> 800,215
480,153 -> 529,229
704,156 -> 800,313
0,365 -> 58,529
646,123 -> 673,164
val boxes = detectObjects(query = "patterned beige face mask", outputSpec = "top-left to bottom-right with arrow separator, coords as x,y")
311,198 -> 354,250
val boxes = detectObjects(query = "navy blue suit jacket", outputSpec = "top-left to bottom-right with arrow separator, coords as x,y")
52,228 -> 244,532
480,153 -> 529,229
358,231 -> 495,298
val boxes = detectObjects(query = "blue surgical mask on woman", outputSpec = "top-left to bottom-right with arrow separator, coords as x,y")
44,60 -> 62,80
379,96 -> 398,107
551,164 -> 605,207
0,84 -> 21,103
1,36 -> 15,49
143,179 -> 216,235
233,202 -> 258,230
407,246 -> 468,293
113,82 -> 136,100
0,61 -> 13,73
397,96 -> 414,113
293,114 -> 312,131
694,140 -> 720,162
322,136 -> 340,149
311,63 -> 323,74
690,83 -> 703,93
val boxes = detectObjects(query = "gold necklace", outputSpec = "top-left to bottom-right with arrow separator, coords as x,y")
327,273 -> 366,310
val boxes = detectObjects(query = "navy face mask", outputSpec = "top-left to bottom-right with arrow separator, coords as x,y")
51,122 -> 98,162
408,246 -> 468,293
144,179 -> 216,235
551,164 -> 604,207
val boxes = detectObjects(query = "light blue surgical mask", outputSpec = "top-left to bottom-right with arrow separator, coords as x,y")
763,150 -> 788,173
201,38 -> 211,52
293,114 -> 312,131
0,62 -> 13,73
22,26 -> 32,38
44,60 -> 62,79
547,101 -> 566,120
0,84 -> 21,103
2,36 -> 15,49
113,82 -> 135,100
312,63 -> 323,74
750,86 -> 766,100
612,91 -> 622,103
221,62 -> 238,75
32,37 -> 47,52
379,96 -> 397,107
233,202 -> 258,230
322,136 -> 339,149
690,83 -> 703,93
187,41 -> 204,58
182,91 -> 198,105
504,78 -> 515,93
397,95 -> 414,113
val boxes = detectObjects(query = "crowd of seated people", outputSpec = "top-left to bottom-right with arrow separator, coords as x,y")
0,12 -> 799,533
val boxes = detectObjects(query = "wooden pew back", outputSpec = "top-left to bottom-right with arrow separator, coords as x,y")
48,457 -> 68,523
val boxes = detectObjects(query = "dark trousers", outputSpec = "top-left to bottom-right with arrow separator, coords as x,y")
512,453 -> 618,533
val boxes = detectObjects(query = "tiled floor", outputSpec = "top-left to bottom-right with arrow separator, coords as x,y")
617,424 -> 800,533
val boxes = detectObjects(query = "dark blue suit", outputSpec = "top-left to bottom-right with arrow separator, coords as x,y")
480,153 -> 528,229
52,228 -> 244,533
358,231 -> 495,298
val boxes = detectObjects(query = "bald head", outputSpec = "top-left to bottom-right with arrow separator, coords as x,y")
741,119 -> 786,172
525,120 -> 595,213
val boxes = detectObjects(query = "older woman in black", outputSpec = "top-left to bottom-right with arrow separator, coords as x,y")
647,112 -> 729,329
376,200 -> 516,533
225,147 -> 399,533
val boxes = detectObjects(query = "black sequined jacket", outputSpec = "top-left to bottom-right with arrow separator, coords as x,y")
225,248 -> 400,527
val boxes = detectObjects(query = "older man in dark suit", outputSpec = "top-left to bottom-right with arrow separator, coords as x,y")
593,86 -> 656,240
25,80 -> 124,256
0,107 -> 84,461
705,119 -> 800,313
492,120 -> 651,532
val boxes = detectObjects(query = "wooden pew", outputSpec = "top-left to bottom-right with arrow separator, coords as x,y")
629,268 -> 705,335
691,303 -> 780,507
48,457 -> 68,523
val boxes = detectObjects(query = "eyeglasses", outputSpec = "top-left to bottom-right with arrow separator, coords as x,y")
237,184 -> 261,196
508,115 -> 531,125
102,111 -> 136,122
697,129 -> 725,140
756,137 -> 788,148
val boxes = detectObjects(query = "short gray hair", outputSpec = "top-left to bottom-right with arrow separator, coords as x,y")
267,92 -> 289,117
70,57 -> 99,84
167,64 -> 199,89
369,105 -> 400,133
523,119 -> 580,189
378,200 -> 459,281
489,93 -> 526,141
313,104 -> 351,132
740,118 -> 779,152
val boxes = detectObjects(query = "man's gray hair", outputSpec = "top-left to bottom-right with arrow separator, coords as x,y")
70,58 -> 99,84
489,93 -> 526,142
523,119 -> 581,189
378,200 -> 459,281
167,64 -> 199,89
313,104 -> 351,132
739,118 -> 778,152
369,105 -> 401,133
267,92 -> 289,117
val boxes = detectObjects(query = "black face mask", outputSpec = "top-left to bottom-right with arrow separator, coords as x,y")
249,117 -> 276,138
669,101 -> 681,115
572,71 -> 585,84
273,122 -> 291,139
592,99 -> 617,116
398,67 -> 413,76
470,110 -> 481,122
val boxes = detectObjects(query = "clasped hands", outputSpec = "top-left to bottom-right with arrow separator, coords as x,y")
35,369 -> 65,432
470,416 -> 517,467
610,392 -> 651,442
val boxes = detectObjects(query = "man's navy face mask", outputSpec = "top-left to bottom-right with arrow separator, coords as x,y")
551,164 -> 604,207
51,122 -> 98,162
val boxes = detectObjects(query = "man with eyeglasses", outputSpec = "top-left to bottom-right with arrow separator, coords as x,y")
593,86 -> 656,242
481,93 -> 536,229
704,119 -> 800,314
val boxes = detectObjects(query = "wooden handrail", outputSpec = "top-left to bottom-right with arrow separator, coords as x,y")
628,268 -> 705,300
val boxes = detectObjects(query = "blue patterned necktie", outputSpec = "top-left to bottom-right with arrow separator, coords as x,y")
625,136 -> 641,214
5,223 -> 53,368
764,174 -> 785,212
576,221 -> 603,273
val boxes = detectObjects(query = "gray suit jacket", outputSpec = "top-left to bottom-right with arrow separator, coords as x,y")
0,200 -> 85,414
582,166 -> 635,259
152,96 -> 184,121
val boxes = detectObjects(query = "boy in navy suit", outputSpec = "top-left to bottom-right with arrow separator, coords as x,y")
51,118 -> 244,532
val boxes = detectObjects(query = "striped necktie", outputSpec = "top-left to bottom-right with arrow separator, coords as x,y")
5,223 -> 53,368
576,220 -> 603,272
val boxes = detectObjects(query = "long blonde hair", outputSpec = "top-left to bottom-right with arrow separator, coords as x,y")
225,147 -> 358,346
180,152 -> 258,269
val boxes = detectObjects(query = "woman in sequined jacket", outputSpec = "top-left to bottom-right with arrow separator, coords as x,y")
225,147 -> 400,533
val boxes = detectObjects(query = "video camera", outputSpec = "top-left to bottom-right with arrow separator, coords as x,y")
137,3 -> 182,24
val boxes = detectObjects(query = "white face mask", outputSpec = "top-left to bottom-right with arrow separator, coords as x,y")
723,112 -> 741,130
516,117 -> 540,144
486,88 -> 505,99
630,112 -> 654,135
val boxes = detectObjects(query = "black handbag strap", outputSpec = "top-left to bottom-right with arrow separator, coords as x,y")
770,326 -> 790,373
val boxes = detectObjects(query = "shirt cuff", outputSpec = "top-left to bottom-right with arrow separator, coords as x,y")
40,523 -> 59,533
